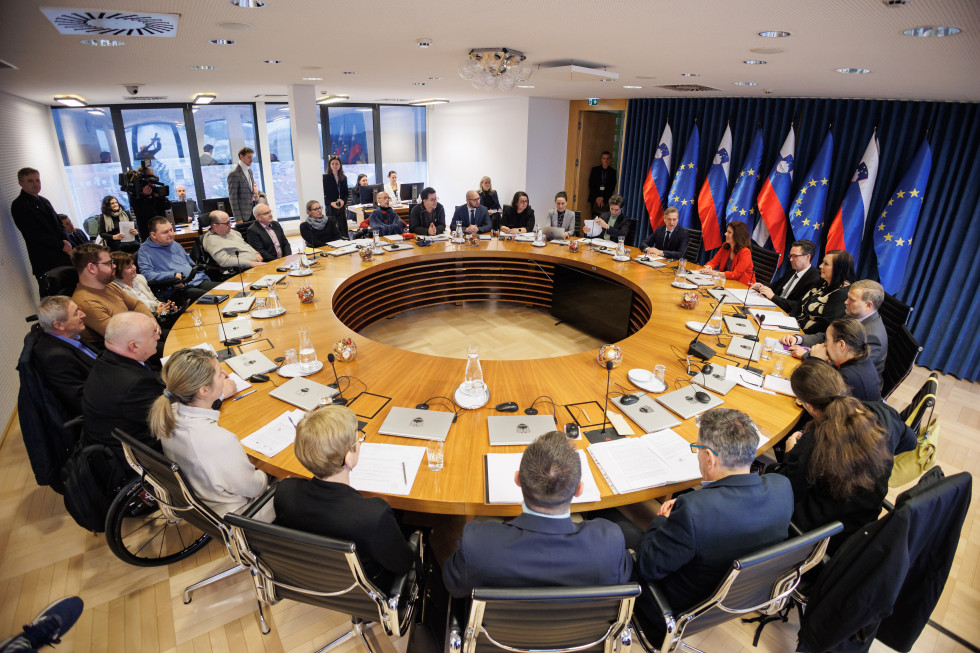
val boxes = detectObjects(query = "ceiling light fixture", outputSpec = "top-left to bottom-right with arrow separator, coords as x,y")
80,39 -> 124,47
230,0 -> 265,6
623,85 -> 642,89
410,98 -> 449,106
412,82 -> 429,86
458,47 -> 530,90
758,31 -> 791,38
903,25 -> 961,37
264,60 -> 282,64
681,73 -> 700,77
517,85 -> 535,89
837,67 -> 871,74
732,81 -> 758,86
192,92 -> 217,105
427,76 -> 443,80
317,94 -> 350,105
342,71 -> 358,75
417,38 -> 432,48
209,39 -> 235,45
191,65 -> 216,70
53,95 -> 87,107
743,60 -> 767,65
302,76 -> 323,81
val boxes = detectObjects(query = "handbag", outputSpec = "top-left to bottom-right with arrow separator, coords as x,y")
889,392 -> 939,487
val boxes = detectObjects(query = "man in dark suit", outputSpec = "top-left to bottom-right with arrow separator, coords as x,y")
33,295 -> 101,416
408,187 -> 446,236
443,431 -> 633,598
450,190 -> 492,234
246,204 -> 292,262
227,146 -> 260,224
752,239 -> 821,311
588,151 -> 617,219
10,167 -> 73,295
60,214 -> 91,248
593,194 -> 636,244
641,206 -> 689,259
632,408 -> 793,637
81,311 -> 163,453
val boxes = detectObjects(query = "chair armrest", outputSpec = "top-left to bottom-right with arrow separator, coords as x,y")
446,598 -> 467,653
644,580 -> 674,623
788,520 -> 804,536
241,480 -> 278,518
387,530 -> 422,601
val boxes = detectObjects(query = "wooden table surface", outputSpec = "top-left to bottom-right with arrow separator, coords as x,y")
163,238 -> 802,516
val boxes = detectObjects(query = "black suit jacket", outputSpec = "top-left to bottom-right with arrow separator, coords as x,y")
635,474 -> 793,632
770,266 -> 821,311
82,350 -> 163,450
408,203 -> 447,236
443,512 -> 633,598
10,191 -> 72,275
641,225 -> 689,260
246,221 -> 292,262
597,212 -> 636,245
274,478 -> 413,584
588,165 -> 617,204
839,356 -> 882,402
33,333 -> 101,417
450,204 -> 492,233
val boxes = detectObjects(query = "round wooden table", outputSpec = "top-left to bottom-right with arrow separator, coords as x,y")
163,238 -> 801,516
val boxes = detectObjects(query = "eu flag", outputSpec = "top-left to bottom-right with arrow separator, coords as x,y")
667,125 -> 699,231
725,128 -> 764,232
788,130 -> 833,262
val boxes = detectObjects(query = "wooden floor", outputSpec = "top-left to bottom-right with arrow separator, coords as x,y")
1,303 -> 978,652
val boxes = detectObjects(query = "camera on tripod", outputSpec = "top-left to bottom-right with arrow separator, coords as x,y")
119,160 -> 169,198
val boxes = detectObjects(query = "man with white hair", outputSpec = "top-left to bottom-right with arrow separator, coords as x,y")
81,312 -> 163,450
202,210 -> 264,269
33,296 -> 101,416
246,204 -> 291,262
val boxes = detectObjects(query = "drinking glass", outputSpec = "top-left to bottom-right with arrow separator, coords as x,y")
190,309 -> 203,326
772,356 -> 785,378
653,364 -> 667,386
762,342 -> 774,361
426,441 -> 444,471
283,349 -> 299,367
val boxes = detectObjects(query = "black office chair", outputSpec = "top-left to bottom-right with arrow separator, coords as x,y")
38,266 -> 78,297
632,522 -> 842,653
750,243 -> 779,286
189,234 -> 238,282
447,584 -> 641,653
225,491 -> 422,647
684,229 -> 702,264
880,291 -> 913,327
880,322 -> 922,398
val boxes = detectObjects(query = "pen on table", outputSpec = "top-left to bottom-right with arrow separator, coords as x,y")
579,406 -> 591,422
233,389 -> 257,401
288,416 -> 297,429
401,461 -> 407,485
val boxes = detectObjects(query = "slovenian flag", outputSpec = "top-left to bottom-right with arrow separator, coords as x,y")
754,127 -> 796,266
873,139 -> 932,295
826,131 -> 879,268
697,123 -> 732,251
667,125 -> 700,231
642,123 -> 672,231
788,129 -> 833,262
725,128 -> 764,231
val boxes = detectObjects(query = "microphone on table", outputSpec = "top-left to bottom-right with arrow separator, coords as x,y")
584,361 -> 616,443
688,297 -> 725,363
743,314 -> 765,377
327,353 -> 348,405
213,302 -> 241,361
233,250 -> 248,298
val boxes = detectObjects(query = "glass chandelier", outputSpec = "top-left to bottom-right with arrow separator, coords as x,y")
457,48 -> 531,90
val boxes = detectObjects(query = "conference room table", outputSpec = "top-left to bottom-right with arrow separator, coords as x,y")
163,236 -> 802,517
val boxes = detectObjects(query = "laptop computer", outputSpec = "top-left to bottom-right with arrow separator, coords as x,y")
541,226 -> 566,241
378,407 -> 455,442
691,371 -> 737,395
487,415 -> 558,446
269,377 -> 338,412
611,394 -> 682,433
724,316 -> 758,337
727,336 -> 763,362
656,387 -> 724,420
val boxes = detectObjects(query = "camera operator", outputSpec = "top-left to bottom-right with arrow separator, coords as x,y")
128,166 -> 171,241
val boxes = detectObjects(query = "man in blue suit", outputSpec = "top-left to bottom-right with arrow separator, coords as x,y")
633,408 -> 793,637
443,431 -> 633,597
450,190 -> 492,235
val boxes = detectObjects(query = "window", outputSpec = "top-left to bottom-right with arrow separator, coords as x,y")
119,107 -> 198,204
326,106 -> 376,184
191,104 -> 262,203
266,104 -> 298,218
380,106 -> 427,189
53,107 -> 126,219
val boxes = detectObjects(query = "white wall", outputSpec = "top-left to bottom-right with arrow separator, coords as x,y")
0,90 -> 73,434
525,97 -> 570,217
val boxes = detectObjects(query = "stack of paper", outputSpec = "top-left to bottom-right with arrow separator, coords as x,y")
748,309 -> 800,331
241,409 -> 305,457
161,342 -> 216,367
350,443 -> 426,495
485,450 -> 601,504
587,430 -> 701,494
726,289 -> 778,308
763,375 -> 795,396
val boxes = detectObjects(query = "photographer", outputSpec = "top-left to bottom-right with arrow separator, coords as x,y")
128,164 -> 171,241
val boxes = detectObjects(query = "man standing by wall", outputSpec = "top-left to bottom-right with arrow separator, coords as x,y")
588,151 -> 617,220
10,167 -> 72,296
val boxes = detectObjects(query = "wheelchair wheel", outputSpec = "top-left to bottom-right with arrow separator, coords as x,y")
105,476 -> 211,566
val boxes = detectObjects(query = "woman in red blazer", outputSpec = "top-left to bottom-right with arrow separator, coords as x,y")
699,221 -> 756,286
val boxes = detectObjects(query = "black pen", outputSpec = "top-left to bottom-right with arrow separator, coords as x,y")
233,389 -> 257,401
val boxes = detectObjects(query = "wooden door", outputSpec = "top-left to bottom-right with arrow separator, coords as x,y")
573,111 -> 620,219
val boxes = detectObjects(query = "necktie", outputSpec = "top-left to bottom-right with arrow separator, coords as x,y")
664,230 -> 672,248
248,169 -> 256,200
782,273 -> 799,298
469,209 -> 474,226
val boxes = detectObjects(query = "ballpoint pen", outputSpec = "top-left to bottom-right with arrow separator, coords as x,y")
233,389 -> 257,401
402,461 -> 407,485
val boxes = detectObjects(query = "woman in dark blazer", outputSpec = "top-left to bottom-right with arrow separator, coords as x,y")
500,191 -> 535,233
793,249 -> 856,335
322,155 -> 349,235
478,176 -> 501,212
822,317 -> 882,402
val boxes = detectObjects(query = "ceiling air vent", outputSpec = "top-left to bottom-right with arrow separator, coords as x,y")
123,95 -> 168,101
40,8 -> 178,37
657,84 -> 721,92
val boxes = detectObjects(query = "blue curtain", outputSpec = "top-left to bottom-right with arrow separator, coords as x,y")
621,98 -> 980,382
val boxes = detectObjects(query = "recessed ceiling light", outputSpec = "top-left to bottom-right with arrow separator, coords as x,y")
81,39 -> 124,47
623,85 -> 642,89
600,78 -> 615,82
681,73 -> 700,77
427,76 -> 442,80
837,67 -> 871,74
54,95 -> 87,107
743,60 -> 767,65
412,82 -> 429,86
732,81 -> 758,86
191,65 -> 216,70
410,98 -> 449,106
758,31 -> 791,38
192,93 -> 217,105
903,25 -> 961,37
342,71 -> 358,75
317,94 -> 350,105
230,0 -> 265,6
264,60 -> 282,64
517,84 -> 535,89
302,76 -> 323,81
209,39 -> 235,45
417,38 -> 432,48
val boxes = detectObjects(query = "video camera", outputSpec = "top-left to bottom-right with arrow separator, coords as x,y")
119,160 -> 169,198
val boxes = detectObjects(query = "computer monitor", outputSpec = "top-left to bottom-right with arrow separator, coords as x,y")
170,200 -> 193,224
358,184 -> 384,207
399,182 -> 422,203
200,197 -> 233,217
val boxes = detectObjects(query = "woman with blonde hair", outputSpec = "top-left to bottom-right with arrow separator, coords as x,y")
478,176 -> 501,213
149,348 -> 267,517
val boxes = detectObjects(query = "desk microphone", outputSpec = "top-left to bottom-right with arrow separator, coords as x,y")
689,298 -> 725,362
233,250 -> 248,298
744,314 -> 765,376
326,353 -> 348,405
213,302 -> 241,361
584,361 -> 615,443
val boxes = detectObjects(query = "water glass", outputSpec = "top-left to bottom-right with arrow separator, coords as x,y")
283,348 -> 299,367
715,271 -> 727,289
653,364 -> 667,386
772,356 -> 785,378
254,297 -> 267,312
426,441 -> 444,471
190,309 -> 203,327
762,342 -> 774,361
708,312 -> 723,333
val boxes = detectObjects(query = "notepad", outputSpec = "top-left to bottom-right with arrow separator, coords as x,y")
241,409 -> 305,457
587,430 -> 701,494
350,443 -> 426,496
485,450 -> 601,504
748,309 -> 800,331
725,289 -> 778,308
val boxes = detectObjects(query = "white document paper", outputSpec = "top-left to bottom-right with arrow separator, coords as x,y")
748,309 -> 800,331
119,220 -> 135,242
214,281 -> 245,292
217,317 -> 253,341
764,336 -> 796,357
327,239 -> 353,248
349,443 -> 426,496
241,409 -> 305,457
486,450 -> 601,504
724,365 -> 777,395
763,375 -> 795,396
583,220 -> 602,238
725,289 -> 778,308
227,372 -> 251,394
587,430 -> 701,495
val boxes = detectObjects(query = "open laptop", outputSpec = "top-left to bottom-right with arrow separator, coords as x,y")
541,226 -> 566,241
611,394 -> 682,433
487,415 -> 557,446
657,386 -> 724,420
379,407 -> 455,442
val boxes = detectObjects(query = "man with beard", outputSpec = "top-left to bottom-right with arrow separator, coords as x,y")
70,243 -> 153,342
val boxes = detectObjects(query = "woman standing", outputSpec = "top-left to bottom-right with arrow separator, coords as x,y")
699,221 -> 755,286
98,195 -> 140,252
478,176 -> 501,213
322,156 -> 349,235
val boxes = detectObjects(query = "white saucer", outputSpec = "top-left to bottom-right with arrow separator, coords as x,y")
251,307 -> 286,319
277,360 -> 324,378
612,255 -> 631,262
531,242 -> 547,247
672,281 -> 698,289
627,368 -> 668,394
454,383 -> 490,409
686,320 -> 722,335
288,269 -> 313,277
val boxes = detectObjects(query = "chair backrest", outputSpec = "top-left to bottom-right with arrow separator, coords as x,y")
750,243 -> 780,286
899,371 -> 939,431
84,215 -> 101,237
685,229 -> 702,263
41,265 -> 79,297
461,584 -> 641,653
670,522 -> 842,642
224,510 -> 397,630
881,322 -> 922,398
112,428 -> 226,543
880,292 -> 912,327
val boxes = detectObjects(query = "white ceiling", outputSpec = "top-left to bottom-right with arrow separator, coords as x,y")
1,0 -> 978,106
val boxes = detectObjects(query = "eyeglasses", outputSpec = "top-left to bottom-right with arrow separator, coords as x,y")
96,260 -> 115,268
690,443 -> 719,456
212,221 -> 230,226
788,254 -> 806,260
310,207 -> 323,212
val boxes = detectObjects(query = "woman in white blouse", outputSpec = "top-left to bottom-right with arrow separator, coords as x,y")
110,251 -> 176,316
